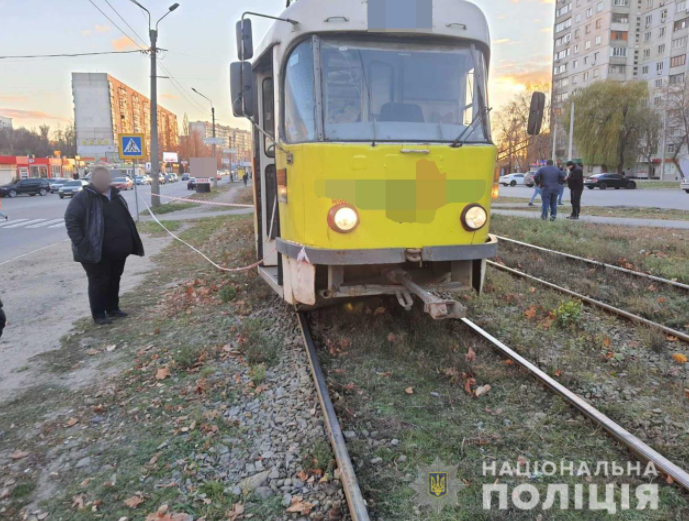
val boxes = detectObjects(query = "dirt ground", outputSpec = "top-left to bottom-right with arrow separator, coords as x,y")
0,234 -> 172,401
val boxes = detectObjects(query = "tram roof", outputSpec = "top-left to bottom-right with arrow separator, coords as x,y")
252,0 -> 491,64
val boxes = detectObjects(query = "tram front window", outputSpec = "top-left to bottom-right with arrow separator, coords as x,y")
320,39 -> 489,143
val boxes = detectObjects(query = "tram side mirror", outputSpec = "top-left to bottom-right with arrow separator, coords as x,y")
230,61 -> 255,118
528,92 -> 546,136
236,19 -> 254,61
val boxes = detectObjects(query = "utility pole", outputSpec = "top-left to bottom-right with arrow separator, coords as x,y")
568,101 -> 575,161
149,27 -> 160,207
129,1 -> 180,207
192,87 -> 218,187
552,121 -> 558,162
660,85 -> 669,180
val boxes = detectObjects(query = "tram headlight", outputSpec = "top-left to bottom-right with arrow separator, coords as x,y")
461,204 -> 488,231
328,204 -> 360,233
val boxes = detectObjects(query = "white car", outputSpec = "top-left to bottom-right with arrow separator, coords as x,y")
499,173 -> 526,187
682,179 -> 689,194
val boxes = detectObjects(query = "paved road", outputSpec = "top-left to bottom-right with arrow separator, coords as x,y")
493,209 -> 689,229
498,185 -> 689,210
0,177 -> 235,264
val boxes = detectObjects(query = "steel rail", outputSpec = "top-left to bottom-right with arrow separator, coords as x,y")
461,318 -> 689,491
487,260 -> 689,344
495,235 -> 689,292
297,313 -> 371,521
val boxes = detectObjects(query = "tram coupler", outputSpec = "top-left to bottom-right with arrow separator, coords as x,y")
385,269 -> 467,320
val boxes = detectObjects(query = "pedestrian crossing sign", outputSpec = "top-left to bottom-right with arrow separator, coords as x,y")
118,133 -> 146,160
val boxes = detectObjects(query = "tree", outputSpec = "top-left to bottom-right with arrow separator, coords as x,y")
563,81 -> 660,174
493,84 -> 552,173
662,83 -> 689,179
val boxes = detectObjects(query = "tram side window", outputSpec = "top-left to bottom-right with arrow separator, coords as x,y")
263,77 -> 275,157
284,40 -> 317,143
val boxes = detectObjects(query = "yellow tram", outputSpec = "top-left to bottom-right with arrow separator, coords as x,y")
230,0 -> 544,319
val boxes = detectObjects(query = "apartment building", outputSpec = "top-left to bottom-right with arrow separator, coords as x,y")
552,0 -> 637,162
188,121 -> 252,163
552,0 -> 689,178
72,73 -> 179,164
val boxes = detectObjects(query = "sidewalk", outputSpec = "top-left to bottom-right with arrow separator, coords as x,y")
493,209 -> 689,229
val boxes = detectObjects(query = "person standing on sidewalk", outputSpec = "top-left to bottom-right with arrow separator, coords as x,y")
528,184 -> 542,207
566,161 -> 585,220
557,165 -> 567,206
534,160 -> 566,221
0,296 -> 6,339
64,167 -> 145,325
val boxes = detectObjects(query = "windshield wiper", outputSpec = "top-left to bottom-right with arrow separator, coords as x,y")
450,106 -> 491,148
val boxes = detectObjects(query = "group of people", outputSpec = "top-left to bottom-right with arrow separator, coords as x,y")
530,160 -> 584,221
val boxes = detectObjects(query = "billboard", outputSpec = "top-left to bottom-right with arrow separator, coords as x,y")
163,152 -> 179,163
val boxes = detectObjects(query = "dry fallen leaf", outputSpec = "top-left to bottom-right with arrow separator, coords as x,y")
554,369 -> 563,378
524,305 -> 538,320
67,417 -> 79,427
10,450 -> 29,460
287,497 -> 314,515
155,367 -> 171,381
463,377 -> 477,395
405,386 -> 414,395
124,495 -> 144,509
72,494 -> 86,510
672,353 -> 688,364
227,503 -> 244,521
474,384 -> 491,398
465,347 -> 477,363
602,337 -> 611,349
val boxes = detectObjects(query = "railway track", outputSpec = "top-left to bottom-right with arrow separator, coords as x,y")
297,310 -> 689,520
490,235 -> 689,345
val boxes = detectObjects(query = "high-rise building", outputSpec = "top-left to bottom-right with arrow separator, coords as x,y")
552,0 -> 689,179
551,0 -> 636,162
72,73 -> 179,164
0,116 -> 12,130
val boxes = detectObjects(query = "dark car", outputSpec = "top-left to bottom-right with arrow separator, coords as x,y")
585,174 -> 637,190
182,173 -> 190,181
0,178 -> 51,198
187,178 -> 197,190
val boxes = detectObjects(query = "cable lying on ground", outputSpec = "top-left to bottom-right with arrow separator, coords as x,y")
137,193 -> 270,273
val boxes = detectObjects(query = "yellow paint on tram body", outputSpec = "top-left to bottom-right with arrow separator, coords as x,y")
277,143 -> 496,250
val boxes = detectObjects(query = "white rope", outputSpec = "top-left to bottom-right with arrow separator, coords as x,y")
138,193 -> 273,273
146,192 -> 254,209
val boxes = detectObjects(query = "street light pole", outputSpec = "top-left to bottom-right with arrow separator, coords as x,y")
192,87 -> 218,187
568,100 -> 575,161
129,1 -> 180,207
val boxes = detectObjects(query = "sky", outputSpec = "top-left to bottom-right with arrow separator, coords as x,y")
0,0 -> 554,133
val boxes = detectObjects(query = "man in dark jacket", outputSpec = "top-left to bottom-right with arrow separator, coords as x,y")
64,167 -> 144,325
534,160 -> 566,221
566,161 -> 585,220
0,296 -> 6,339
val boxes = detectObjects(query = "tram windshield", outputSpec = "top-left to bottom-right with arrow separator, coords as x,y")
283,38 -> 490,144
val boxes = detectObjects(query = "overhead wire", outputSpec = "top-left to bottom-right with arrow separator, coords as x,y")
0,50 -> 143,60
89,0 -> 211,115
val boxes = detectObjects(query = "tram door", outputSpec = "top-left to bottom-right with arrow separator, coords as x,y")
255,57 -> 280,271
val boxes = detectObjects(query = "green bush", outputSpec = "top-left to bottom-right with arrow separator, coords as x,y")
555,300 -> 583,328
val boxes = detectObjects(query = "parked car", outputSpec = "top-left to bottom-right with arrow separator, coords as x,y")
59,180 -> 89,199
182,173 -> 190,181
585,174 -> 637,190
164,173 -> 178,183
0,178 -> 51,198
135,175 -> 152,185
682,179 -> 689,194
111,177 -> 134,191
49,178 -> 71,194
498,173 -> 526,187
158,174 -> 167,185
523,171 -> 537,188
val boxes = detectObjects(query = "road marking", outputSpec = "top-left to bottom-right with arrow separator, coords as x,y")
0,218 -> 29,227
48,222 -> 67,228
0,239 -> 71,267
3,219 -> 46,229
26,218 -> 64,229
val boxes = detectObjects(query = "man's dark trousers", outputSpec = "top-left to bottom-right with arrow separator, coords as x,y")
571,189 -> 583,217
81,258 -> 127,319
